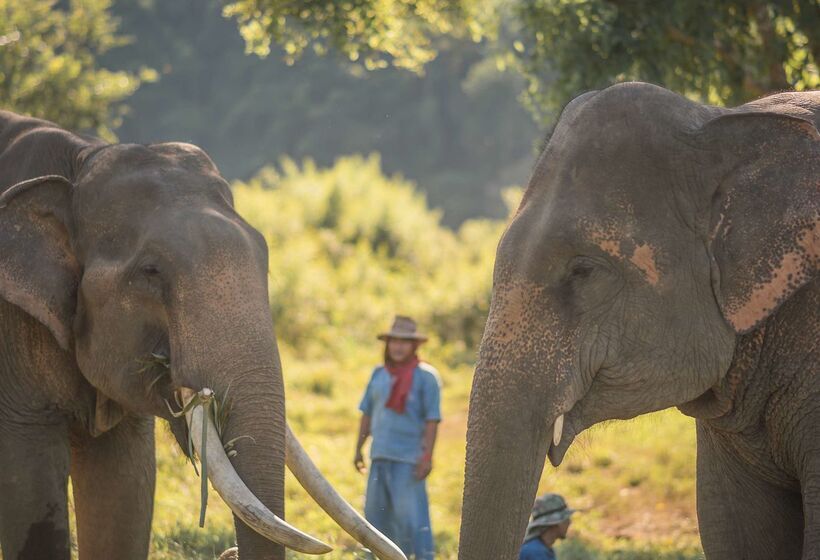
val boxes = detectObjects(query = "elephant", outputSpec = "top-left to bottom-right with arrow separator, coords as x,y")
458,83 -> 818,560
0,110 -> 404,560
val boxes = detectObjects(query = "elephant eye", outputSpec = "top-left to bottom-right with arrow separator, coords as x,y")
141,264 -> 161,276
570,262 -> 594,279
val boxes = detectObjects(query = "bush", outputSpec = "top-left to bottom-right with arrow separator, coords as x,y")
232,154 -> 507,367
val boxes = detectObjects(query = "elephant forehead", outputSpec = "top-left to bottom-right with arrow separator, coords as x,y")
75,144 -> 230,216
518,190 -> 665,288
578,215 -> 662,287
501,188 -> 667,290
77,169 -> 225,211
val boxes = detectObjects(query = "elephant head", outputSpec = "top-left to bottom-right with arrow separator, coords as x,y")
458,83 -> 818,559
0,113 -> 403,560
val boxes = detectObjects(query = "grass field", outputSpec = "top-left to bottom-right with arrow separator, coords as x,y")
143,346 -> 705,560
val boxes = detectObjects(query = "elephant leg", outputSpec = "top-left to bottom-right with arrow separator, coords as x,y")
70,414 -> 155,560
802,473 -> 820,558
796,411 -> 820,558
0,418 -> 71,560
696,422 -> 803,560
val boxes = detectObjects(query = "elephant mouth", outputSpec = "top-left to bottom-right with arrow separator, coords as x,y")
547,409 -> 578,467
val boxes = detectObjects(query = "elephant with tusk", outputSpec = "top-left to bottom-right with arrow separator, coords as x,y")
458,83 -> 818,560
0,110 -> 405,560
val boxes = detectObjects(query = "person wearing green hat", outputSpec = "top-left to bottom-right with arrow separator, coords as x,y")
518,493 -> 576,560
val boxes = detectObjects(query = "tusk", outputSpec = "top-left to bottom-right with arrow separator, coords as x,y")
286,424 -> 408,560
180,387 -> 332,555
553,414 -> 564,447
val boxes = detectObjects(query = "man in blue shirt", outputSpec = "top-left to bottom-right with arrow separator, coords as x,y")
519,494 -> 576,560
355,316 -> 442,560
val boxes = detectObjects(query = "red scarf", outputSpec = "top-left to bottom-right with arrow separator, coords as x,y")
385,356 -> 420,414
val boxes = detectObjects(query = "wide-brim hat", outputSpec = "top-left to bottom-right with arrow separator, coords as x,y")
377,315 -> 428,342
523,493 -> 575,541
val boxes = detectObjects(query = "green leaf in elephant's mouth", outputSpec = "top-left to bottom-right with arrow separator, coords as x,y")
137,352 -> 171,397
165,386 -> 254,528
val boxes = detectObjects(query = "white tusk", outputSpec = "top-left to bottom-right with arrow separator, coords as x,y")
553,414 -> 564,447
180,387 -> 332,555
286,425 -> 408,560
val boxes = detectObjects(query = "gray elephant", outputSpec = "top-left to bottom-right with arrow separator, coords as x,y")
458,83 -> 818,559
0,110 -> 404,560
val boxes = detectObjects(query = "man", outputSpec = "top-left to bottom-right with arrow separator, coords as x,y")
519,494 -> 575,560
355,315 -> 442,560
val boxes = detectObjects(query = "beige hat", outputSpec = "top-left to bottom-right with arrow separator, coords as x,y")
523,493 -> 575,541
377,315 -> 428,342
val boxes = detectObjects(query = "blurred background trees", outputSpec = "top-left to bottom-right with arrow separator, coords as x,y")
2,0 -> 816,220
514,0 -> 820,123
0,0 -> 155,139
223,0 -> 487,72
233,155 -> 510,365
99,0 -> 535,224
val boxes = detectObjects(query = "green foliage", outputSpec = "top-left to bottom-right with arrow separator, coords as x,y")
0,0 -> 154,139
232,154 -> 506,363
218,0 -> 818,128
514,0 -> 820,122
104,0 -> 537,225
223,0 -> 487,72
6,0 -> 816,203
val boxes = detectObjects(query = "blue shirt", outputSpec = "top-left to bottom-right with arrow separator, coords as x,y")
358,363 -> 442,464
519,538 -> 556,560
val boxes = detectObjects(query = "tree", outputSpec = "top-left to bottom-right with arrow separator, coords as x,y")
0,0 -> 153,139
223,0 -> 487,72
223,0 -> 817,124
513,0 -> 819,122
105,0 -> 537,225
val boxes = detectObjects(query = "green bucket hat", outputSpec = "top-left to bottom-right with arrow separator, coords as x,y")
523,493 -> 575,541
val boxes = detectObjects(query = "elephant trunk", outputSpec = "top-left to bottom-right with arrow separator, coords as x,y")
203,353 -> 293,560
181,387 -> 331,554
168,230 -> 405,559
458,365 -> 555,559
169,261 -> 295,560
458,280 -> 579,560
172,289 -> 404,558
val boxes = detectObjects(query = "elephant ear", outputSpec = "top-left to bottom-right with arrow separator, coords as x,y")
701,111 -> 819,334
0,175 -> 78,350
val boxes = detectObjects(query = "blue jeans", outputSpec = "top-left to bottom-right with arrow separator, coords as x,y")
365,459 -> 435,559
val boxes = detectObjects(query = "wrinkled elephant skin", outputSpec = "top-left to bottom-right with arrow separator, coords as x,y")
458,84 -> 818,560
0,110 -> 353,560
